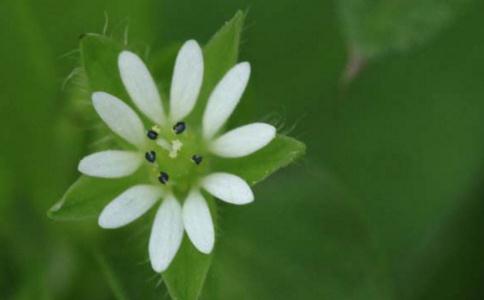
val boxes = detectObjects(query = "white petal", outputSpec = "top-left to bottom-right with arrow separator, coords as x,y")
201,173 -> 254,205
78,150 -> 142,178
182,190 -> 214,254
202,62 -> 251,139
99,185 -> 162,229
118,51 -> 165,124
92,92 -> 146,148
149,195 -> 184,272
169,40 -> 204,122
210,123 -> 276,158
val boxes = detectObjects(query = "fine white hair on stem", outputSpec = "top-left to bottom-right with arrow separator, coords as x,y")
102,11 -> 109,35
61,67 -> 83,91
57,48 -> 80,60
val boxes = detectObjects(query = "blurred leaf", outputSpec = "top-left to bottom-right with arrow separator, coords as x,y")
319,3 -> 484,296
202,168 -> 394,300
338,0 -> 472,58
95,254 -> 130,300
0,0 -> 65,209
212,135 -> 306,185
338,0 -> 473,81
401,192 -> 484,300
48,175 -> 142,221
0,158 -> 13,218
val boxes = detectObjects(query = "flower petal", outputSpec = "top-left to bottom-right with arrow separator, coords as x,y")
182,190 -> 214,254
149,195 -> 184,272
78,150 -> 142,178
118,51 -> 165,124
210,123 -> 276,158
202,62 -> 251,139
201,172 -> 254,205
92,92 -> 146,148
98,185 -> 162,229
169,40 -> 204,122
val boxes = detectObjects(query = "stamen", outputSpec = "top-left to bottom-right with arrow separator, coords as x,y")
192,155 -> 203,165
173,122 -> 186,134
145,151 -> 156,163
147,130 -> 158,140
169,140 -> 183,158
158,172 -> 169,184
147,125 -> 161,140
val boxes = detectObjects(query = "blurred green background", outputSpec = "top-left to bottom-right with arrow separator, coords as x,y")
1,0 -> 484,299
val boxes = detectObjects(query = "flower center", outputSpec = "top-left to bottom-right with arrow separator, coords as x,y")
143,121 -> 209,196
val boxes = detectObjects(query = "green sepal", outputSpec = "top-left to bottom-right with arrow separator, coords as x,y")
212,134 -> 306,185
187,10 -> 246,124
80,33 -> 125,98
48,175 -> 142,221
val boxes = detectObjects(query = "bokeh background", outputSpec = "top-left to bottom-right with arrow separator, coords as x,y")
1,0 -> 484,299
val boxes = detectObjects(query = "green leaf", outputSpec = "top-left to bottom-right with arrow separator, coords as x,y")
79,34 -> 153,150
212,135 -> 306,185
163,229 -> 213,300
80,33 -> 125,97
203,10 -> 245,92
48,175 -> 141,221
188,10 -> 246,123
79,33 -> 156,120
338,0 -> 472,58
95,253 -> 130,300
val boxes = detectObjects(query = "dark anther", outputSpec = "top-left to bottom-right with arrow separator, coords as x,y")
192,155 -> 203,165
158,172 -> 169,184
147,129 -> 158,140
173,121 -> 186,134
145,151 -> 156,163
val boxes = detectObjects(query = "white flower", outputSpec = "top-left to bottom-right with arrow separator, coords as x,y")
77,40 -> 276,272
